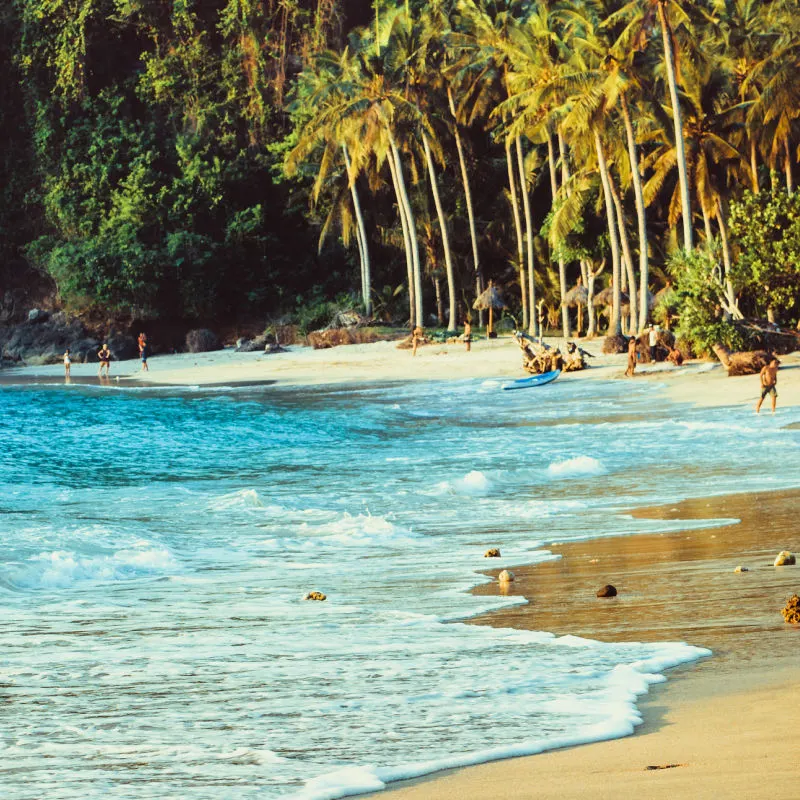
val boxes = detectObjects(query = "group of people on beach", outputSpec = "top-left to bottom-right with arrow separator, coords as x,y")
62,332 -> 149,379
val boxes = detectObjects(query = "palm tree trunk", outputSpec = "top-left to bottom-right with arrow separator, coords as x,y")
342,144 -> 371,316
609,172 -> 639,333
594,130 -> 622,337
620,93 -> 649,333
750,139 -> 759,193
715,198 -> 742,319
558,129 -> 570,189
505,138 -> 528,330
448,87 -> 482,327
702,204 -> 713,243
548,135 -> 570,338
784,136 -> 794,195
515,137 -> 537,337
658,1 -> 693,251
387,153 -> 416,327
422,132 -> 457,332
389,136 -> 423,327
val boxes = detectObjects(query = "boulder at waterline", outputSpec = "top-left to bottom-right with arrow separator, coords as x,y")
484,548 -> 501,558
781,595 -> 800,624
303,591 -> 327,601
774,551 -> 796,566
596,584 -> 618,598
498,569 -> 514,583
734,566 -> 749,573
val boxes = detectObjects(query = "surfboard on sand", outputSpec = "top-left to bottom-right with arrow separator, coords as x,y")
502,369 -> 561,391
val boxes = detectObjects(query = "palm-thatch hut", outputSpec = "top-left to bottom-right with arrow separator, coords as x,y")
473,282 -> 506,337
592,287 -> 630,309
562,281 -> 589,335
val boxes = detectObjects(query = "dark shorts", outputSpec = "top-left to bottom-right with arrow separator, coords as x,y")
761,385 -> 777,399
141,349 -> 147,361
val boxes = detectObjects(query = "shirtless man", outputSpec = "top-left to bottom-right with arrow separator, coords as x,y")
755,358 -> 780,414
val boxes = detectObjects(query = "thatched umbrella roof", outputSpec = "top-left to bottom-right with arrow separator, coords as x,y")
562,283 -> 589,307
473,284 -> 506,311
592,287 -> 630,307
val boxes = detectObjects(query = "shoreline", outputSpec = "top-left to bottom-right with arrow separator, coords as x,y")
3,335 -> 800,412
370,489 -> 800,799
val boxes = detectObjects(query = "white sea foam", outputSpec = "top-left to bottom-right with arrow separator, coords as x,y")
209,488 -> 265,509
293,641 -> 709,800
13,546 -> 176,590
547,455 -> 606,478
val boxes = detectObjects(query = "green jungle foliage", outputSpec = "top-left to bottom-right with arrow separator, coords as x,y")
1,0 -> 800,340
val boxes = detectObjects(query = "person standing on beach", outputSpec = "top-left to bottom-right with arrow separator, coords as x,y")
463,320 -> 472,352
412,327 -> 423,356
756,358 -> 780,413
63,348 -> 71,379
138,332 -> 149,371
648,325 -> 658,362
97,343 -> 111,378
625,335 -> 638,377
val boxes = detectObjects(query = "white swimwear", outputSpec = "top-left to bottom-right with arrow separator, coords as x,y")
64,355 -> 71,365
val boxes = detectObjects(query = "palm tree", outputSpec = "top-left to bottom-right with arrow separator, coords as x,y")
613,0 -> 695,250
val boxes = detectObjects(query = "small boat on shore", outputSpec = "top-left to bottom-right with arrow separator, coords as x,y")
502,369 -> 561,391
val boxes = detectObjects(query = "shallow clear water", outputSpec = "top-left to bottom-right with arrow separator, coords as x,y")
1,377 -> 798,799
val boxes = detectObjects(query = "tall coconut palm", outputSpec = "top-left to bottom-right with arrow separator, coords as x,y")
612,0 -> 696,250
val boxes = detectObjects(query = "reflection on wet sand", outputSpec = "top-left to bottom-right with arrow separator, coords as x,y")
472,488 -> 800,673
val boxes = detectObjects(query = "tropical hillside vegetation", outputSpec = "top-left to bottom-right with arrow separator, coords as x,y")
3,0 -> 800,352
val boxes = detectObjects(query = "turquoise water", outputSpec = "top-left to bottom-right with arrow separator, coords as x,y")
1,377 -> 798,798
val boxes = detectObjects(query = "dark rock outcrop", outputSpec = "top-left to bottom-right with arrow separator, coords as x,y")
236,334 -> 268,352
0,312 -> 95,365
186,328 -> 223,353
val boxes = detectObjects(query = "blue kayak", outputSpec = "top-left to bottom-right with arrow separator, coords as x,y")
502,369 -> 561,391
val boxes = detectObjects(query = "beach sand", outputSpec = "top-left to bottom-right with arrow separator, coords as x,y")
4,336 -> 800,797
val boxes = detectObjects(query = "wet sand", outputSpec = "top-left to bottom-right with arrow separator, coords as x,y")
372,489 -> 800,799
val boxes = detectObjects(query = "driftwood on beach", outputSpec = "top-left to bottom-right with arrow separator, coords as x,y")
712,344 -> 773,376
516,335 -> 586,374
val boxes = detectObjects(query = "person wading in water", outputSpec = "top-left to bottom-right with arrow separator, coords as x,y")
756,357 -> 780,414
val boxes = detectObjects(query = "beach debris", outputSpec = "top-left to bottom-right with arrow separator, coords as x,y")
712,344 -> 773,376
734,565 -> 749,573
309,328 -> 382,349
498,569 -> 514,584
774,551 -> 796,566
484,548 -> 501,558
596,584 -> 618,598
303,591 -> 327,601
781,594 -> 800,624
645,764 -> 685,771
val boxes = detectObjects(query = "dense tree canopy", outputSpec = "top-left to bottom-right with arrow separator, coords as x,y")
2,0 -> 800,340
